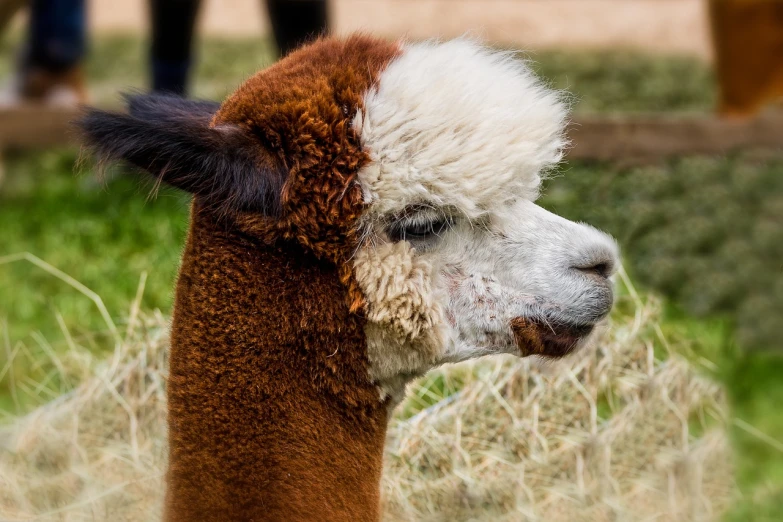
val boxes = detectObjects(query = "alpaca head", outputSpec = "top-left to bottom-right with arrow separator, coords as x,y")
81,35 -> 617,402
351,40 -> 618,398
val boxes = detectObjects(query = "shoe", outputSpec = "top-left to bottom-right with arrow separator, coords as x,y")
0,64 -> 87,108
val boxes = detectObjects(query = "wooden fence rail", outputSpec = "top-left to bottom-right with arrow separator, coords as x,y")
1,105 -> 782,162
569,112 -> 783,162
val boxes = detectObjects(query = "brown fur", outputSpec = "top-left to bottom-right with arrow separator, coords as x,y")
166,210 -> 385,521
164,36 -> 401,521
216,36 -> 399,265
511,318 -> 591,359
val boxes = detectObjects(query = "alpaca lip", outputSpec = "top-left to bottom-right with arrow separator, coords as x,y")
510,317 -> 595,358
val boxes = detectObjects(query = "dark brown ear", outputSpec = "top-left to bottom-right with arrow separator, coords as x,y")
77,93 -> 286,217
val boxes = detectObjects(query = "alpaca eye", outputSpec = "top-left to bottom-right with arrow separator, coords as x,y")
388,216 -> 450,243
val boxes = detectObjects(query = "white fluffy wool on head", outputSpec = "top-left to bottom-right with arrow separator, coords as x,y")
354,37 -> 569,218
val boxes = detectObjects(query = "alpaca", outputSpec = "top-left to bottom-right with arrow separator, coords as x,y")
79,35 -> 618,522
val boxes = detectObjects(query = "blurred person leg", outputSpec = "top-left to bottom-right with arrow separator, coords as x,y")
265,0 -> 328,57
1,0 -> 87,105
150,0 -> 201,96
709,0 -> 783,118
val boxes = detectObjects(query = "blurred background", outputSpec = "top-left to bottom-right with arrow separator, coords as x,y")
0,0 -> 781,520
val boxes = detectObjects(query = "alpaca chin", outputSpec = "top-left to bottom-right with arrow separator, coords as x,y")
510,317 -> 595,359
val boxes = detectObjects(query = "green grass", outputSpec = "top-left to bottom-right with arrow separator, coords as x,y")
0,152 -> 190,342
0,34 -> 780,519
0,154 -> 190,412
656,309 -> 783,521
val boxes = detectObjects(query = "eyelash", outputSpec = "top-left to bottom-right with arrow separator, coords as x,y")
387,215 -> 451,243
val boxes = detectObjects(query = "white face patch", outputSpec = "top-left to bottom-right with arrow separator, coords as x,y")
352,39 -> 619,399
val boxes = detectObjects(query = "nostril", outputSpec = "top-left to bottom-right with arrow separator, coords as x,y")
591,262 -> 610,279
573,260 -> 613,279
568,231 -> 619,280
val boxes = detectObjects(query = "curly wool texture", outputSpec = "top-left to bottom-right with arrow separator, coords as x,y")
217,35 -> 401,267
354,241 -> 448,394
161,36 -> 402,522
355,38 -> 569,219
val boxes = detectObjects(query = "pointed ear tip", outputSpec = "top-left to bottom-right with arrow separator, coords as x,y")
73,109 -> 141,164
72,107 -> 101,139
73,107 -> 115,141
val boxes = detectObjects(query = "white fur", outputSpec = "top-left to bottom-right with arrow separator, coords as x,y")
352,39 -> 617,399
354,38 -> 568,218
354,241 -> 449,399
434,200 -> 618,363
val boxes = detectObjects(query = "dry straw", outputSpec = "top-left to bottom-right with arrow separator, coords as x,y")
0,260 -> 737,521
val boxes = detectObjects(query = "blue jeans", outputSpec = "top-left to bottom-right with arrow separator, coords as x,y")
26,0 -> 86,72
25,0 -> 329,94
